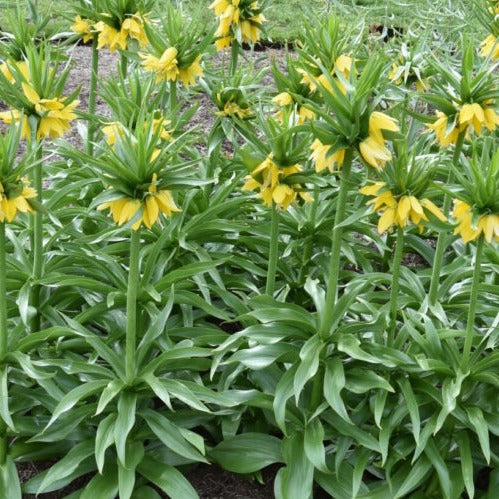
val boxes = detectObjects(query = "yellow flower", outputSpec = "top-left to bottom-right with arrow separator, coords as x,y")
368,111 -> 400,144
459,102 -> 499,135
141,47 -> 179,82
242,154 -> 311,210
359,136 -> 392,170
0,84 -> 79,140
273,92 -> 293,107
427,112 -> 462,147
215,36 -> 232,51
272,92 -> 315,124
178,56 -> 203,88
102,122 -> 124,145
71,15 -> 94,43
98,174 -> 180,230
360,182 -> 446,234
299,55 -> 354,94
216,101 -> 251,119
309,139 -> 346,173
95,21 -> 128,52
480,34 -> 499,60
453,200 -> 499,243
210,0 -> 231,16
122,13 -> 148,48
0,179 -> 37,223
0,61 -> 29,84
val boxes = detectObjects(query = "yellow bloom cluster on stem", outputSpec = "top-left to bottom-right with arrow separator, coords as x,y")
309,139 -> 345,173
140,47 -> 203,87
272,92 -> 315,124
102,116 -> 172,146
242,154 -> 312,210
0,179 -> 36,223
0,83 -> 79,141
299,55 -> 354,94
359,111 -> 399,170
210,0 -> 266,51
71,13 -> 148,52
428,101 -> 499,147
360,181 -> 446,234
453,200 -> 499,243
98,174 -> 180,230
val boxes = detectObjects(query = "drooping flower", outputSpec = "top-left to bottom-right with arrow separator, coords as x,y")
215,100 -> 252,119
98,173 -> 181,230
210,0 -> 266,51
0,60 -> 29,84
309,139 -> 346,173
242,154 -> 312,210
0,83 -> 79,140
141,47 -> 179,82
452,200 -> 499,243
480,34 -> 499,60
95,13 -> 148,53
272,92 -> 315,124
360,181 -> 446,234
0,179 -> 37,223
299,54 -> 355,94
71,16 -> 94,43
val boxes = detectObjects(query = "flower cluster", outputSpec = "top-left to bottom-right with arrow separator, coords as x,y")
272,92 -> 315,124
102,115 -> 172,146
360,181 -> 446,234
242,154 -> 312,210
299,54 -> 354,94
358,112 -> 400,170
0,82 -> 79,141
210,0 -> 266,51
98,173 -> 180,230
140,47 -> 203,87
309,139 -> 345,173
0,178 -> 36,223
71,13 -> 148,52
428,101 -> 499,147
453,200 -> 499,243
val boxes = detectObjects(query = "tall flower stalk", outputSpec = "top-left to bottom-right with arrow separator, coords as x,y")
126,228 -> 141,383
388,226 -> 405,345
265,202 -> 279,295
87,36 -> 99,155
319,148 -> 353,338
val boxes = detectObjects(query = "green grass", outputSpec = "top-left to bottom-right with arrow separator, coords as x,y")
0,0 -> 482,43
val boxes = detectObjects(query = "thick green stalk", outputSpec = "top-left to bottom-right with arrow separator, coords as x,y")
319,148 -> 353,338
0,223 -> 7,360
229,41 -> 239,75
86,37 -> 99,155
298,187 -> 319,285
125,229 -> 141,383
462,236 -> 484,368
170,80 -> 177,114
428,132 -> 465,305
31,137 -> 43,331
265,203 -> 279,296
120,52 -> 128,80
388,226 -> 405,347
0,223 -> 6,465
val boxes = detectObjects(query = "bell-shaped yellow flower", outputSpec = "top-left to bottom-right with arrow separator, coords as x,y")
309,139 -> 346,173
71,16 -> 94,43
0,179 -> 37,223
453,200 -> 499,243
480,34 -> 499,60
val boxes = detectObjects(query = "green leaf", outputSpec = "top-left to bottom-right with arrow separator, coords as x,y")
96,379 -> 124,415
138,456 -> 199,499
456,432 -> 474,499
304,419 -> 329,473
210,433 -> 283,473
46,380 -> 108,428
80,465 -> 118,499
95,413 -> 116,474
114,392 -> 137,465
273,364 -> 298,433
424,440 -> 451,499
345,369 -> 395,394
142,373 -> 172,410
466,406 -> 490,464
397,378 -> 420,445
337,335 -> 379,364
37,440 -> 95,494
118,442 -> 144,499
293,335 -> 323,403
143,409 -> 207,463
0,456 -> 21,499
323,357 -> 351,423
0,367 -> 15,430
394,456 -> 432,498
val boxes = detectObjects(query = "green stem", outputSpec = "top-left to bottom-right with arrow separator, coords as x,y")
0,223 -> 6,465
265,203 -> 279,296
229,41 -> 239,75
319,148 -> 353,338
170,80 -> 177,114
31,139 -> 43,332
462,236 -> 483,369
388,226 -> 405,346
0,223 -> 7,360
298,187 -> 319,285
120,52 -> 128,80
428,132 -> 465,306
125,229 -> 141,383
86,36 -> 99,155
